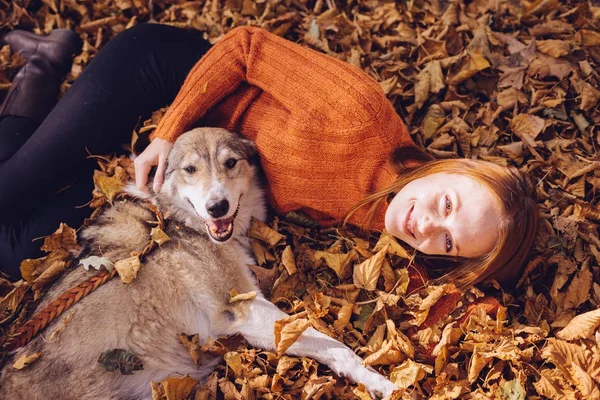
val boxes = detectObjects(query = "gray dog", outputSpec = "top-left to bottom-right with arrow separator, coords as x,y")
0,127 -> 398,399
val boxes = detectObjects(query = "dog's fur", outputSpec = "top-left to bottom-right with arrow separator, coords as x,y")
0,127 -> 397,399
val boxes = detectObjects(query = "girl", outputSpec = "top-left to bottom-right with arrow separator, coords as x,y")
0,24 -> 537,287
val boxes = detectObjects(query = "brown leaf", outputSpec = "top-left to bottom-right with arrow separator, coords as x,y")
94,172 -> 125,203
151,227 -> 170,246
274,316 -> 310,357
114,255 -> 141,284
13,352 -> 42,370
510,114 -> 545,148
313,249 -> 356,279
177,333 -> 202,367
536,39 -> 570,58
353,245 -> 388,291
248,217 -> 285,246
40,223 -> 80,253
162,375 -> 198,400
557,308 -> 600,340
281,245 -> 297,275
448,50 -> 490,85
577,29 -> 600,47
228,288 -> 257,303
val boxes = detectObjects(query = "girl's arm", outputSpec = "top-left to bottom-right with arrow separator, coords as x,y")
151,25 -> 384,142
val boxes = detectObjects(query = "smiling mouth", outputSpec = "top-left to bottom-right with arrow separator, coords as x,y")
404,204 -> 416,239
204,203 -> 240,242
186,197 -> 241,242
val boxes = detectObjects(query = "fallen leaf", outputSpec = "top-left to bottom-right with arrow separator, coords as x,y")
353,245 -> 388,291
13,352 -> 42,369
274,316 -> 310,356
248,217 -> 285,246
79,255 -> 114,272
162,375 -> 199,400
229,288 -> 257,303
151,227 -> 170,245
281,245 -> 297,275
557,308 -> 600,340
177,333 -> 202,367
114,255 -> 141,284
97,348 -> 143,375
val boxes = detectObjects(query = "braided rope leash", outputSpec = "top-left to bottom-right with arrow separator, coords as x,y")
3,199 -> 165,352
4,269 -> 117,351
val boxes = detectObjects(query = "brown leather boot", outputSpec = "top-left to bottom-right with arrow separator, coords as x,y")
2,29 -> 82,74
0,29 -> 81,122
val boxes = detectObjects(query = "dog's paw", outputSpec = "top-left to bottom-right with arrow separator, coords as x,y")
362,371 -> 400,399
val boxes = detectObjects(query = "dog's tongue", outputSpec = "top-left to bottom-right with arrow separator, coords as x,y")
206,217 -> 234,242
213,219 -> 231,232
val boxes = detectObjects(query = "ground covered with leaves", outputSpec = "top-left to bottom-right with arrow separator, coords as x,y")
1,0 -> 600,399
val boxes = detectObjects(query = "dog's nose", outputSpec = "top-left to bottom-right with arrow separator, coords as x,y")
206,199 -> 229,218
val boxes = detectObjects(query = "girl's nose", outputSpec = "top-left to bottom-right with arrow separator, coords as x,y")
418,214 -> 442,238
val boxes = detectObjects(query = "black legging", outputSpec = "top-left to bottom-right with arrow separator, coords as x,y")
0,24 -> 212,278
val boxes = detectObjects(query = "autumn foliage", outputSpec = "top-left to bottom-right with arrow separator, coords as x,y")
1,0 -> 600,399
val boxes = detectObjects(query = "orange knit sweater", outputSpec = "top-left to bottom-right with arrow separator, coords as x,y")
152,26 -> 417,228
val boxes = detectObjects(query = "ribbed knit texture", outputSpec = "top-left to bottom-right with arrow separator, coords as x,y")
152,26 -> 418,228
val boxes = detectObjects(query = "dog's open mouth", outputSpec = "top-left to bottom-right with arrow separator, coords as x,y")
204,202 -> 240,242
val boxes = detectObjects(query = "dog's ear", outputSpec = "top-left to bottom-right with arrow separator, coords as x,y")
238,137 -> 260,166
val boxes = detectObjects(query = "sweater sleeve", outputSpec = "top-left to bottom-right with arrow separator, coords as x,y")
151,26 -> 385,141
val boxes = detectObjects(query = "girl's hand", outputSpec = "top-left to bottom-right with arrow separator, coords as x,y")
134,138 -> 173,193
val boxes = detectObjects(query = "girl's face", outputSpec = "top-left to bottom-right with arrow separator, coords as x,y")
385,173 -> 502,258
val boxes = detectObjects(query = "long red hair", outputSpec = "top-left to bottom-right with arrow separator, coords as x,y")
345,147 -> 539,289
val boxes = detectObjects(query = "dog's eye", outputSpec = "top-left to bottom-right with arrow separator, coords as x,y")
184,165 -> 196,174
225,158 -> 237,169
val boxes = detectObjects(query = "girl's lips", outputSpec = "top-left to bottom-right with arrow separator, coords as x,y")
404,204 -> 416,239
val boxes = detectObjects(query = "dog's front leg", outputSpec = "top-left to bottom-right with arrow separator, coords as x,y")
229,298 -> 399,399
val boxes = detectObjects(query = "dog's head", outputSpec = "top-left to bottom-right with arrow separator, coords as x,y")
146,127 -> 266,243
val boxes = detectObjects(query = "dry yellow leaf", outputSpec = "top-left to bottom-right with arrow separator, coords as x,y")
577,29 -> 600,46
353,245 -> 388,291
13,352 -> 42,369
150,227 -> 170,245
162,375 -> 198,400
332,302 -> 353,332
448,50 -> 490,85
114,255 -> 141,284
352,384 -> 374,400
557,308 -> 600,340
177,333 -> 201,367
224,351 -> 243,377
313,249 -> 355,279
468,345 -> 492,384
281,245 -> 297,275
374,230 -> 411,259
568,362 -> 600,399
536,39 -> 570,58
248,217 -> 285,246
274,316 -> 310,357
389,359 -> 428,389
302,375 -> 336,399
40,223 -> 80,253
94,172 -> 125,203
20,248 -> 70,284
363,338 -> 405,366
228,288 -> 257,303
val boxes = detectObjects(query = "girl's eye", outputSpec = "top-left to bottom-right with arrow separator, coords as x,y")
445,196 -> 452,216
445,235 -> 452,253
184,165 -> 196,174
225,158 -> 237,169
